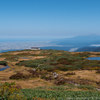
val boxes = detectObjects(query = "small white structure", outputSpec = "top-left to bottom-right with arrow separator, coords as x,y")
53,72 -> 56,76
54,74 -> 58,78
31,47 -> 40,50
53,72 -> 58,78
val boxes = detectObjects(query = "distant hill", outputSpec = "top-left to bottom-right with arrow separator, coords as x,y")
51,34 -> 100,51
51,34 -> 100,47
75,46 -> 100,52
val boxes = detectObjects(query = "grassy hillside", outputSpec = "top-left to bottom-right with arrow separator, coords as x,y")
0,49 -> 100,99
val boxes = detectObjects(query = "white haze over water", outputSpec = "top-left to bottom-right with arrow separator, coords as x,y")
0,36 -> 75,52
90,44 -> 100,47
69,48 -> 78,52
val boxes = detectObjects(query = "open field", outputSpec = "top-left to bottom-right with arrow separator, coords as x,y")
0,49 -> 100,99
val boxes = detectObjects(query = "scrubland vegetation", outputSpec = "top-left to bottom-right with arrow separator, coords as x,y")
0,49 -> 100,99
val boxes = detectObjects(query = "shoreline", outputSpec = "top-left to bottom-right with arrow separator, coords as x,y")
0,65 -> 9,71
0,65 -> 6,68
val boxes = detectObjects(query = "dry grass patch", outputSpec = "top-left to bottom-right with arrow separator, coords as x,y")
18,56 -> 46,61
10,51 -> 41,55
0,57 -> 6,61
59,70 -> 100,82
0,78 -> 53,89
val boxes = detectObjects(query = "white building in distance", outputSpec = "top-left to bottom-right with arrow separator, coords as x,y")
31,47 -> 40,50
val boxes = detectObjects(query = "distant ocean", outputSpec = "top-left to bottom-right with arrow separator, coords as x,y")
0,46 -> 71,53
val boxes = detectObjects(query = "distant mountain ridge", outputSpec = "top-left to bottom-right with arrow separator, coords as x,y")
52,34 -> 100,45
75,47 -> 100,52
0,34 -> 100,52
51,34 -> 100,51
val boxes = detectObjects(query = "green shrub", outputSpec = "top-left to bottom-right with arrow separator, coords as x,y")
77,85 -> 95,90
25,63 -> 38,68
56,65 -> 69,71
39,65 -> 54,72
5,56 -> 18,61
40,75 -> 47,79
0,82 -> 26,100
21,88 -> 100,100
65,72 -> 75,76
96,69 -> 100,73
9,72 -> 31,80
0,61 -> 7,66
47,86 -> 70,90
16,60 -> 38,68
56,65 -> 78,71
54,78 -> 66,85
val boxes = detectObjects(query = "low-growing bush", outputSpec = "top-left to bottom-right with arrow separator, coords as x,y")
65,72 -> 76,76
77,85 -> 95,90
5,56 -> 18,61
54,78 -> 66,85
96,81 -> 100,86
57,58 -> 73,65
40,75 -> 53,81
10,70 -> 40,80
96,69 -> 100,73
55,65 -> 69,71
40,75 -> 47,79
16,60 -> 38,68
56,65 -> 78,71
0,82 -> 26,100
0,61 -> 7,66
9,72 -> 31,80
25,63 -> 38,68
28,69 -> 39,77
74,79 -> 91,85
21,88 -> 100,100
39,65 -> 55,72
47,86 -> 70,90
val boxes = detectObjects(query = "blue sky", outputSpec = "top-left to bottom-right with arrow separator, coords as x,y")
0,0 -> 100,37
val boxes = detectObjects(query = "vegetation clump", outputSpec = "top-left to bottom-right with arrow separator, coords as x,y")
16,60 -> 38,68
0,82 -> 26,100
0,61 -> 7,66
9,72 -> 31,80
5,56 -> 18,61
77,85 -> 95,90
9,70 -> 41,80
21,88 -> 100,99
65,72 -> 76,76
96,69 -> 100,73
54,78 -> 66,85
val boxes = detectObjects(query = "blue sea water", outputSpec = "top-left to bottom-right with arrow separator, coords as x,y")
0,65 -> 9,71
87,57 -> 100,60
